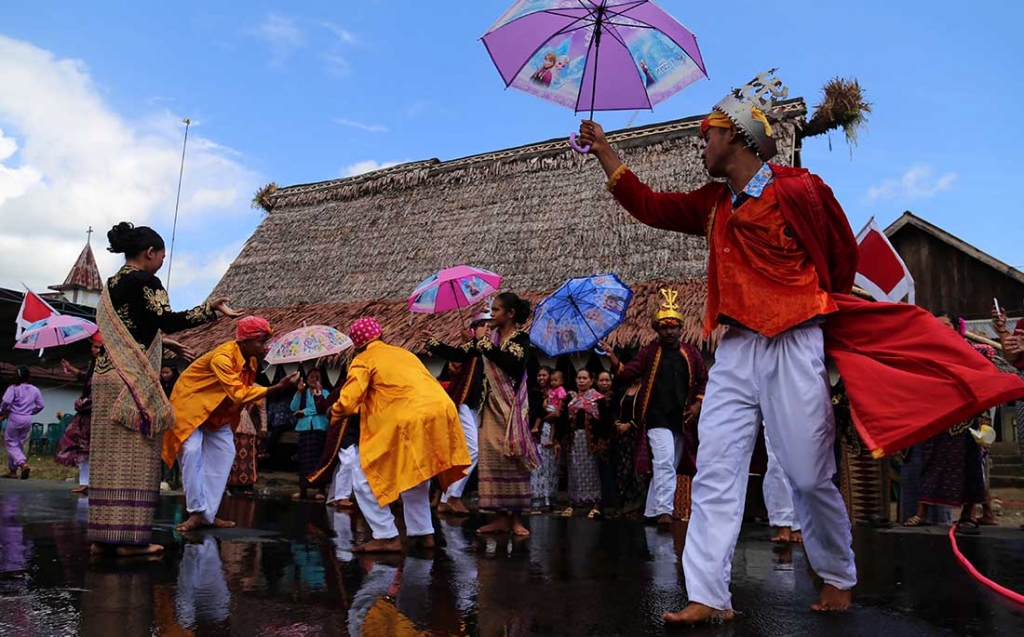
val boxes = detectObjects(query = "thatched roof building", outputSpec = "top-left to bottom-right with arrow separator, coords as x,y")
179,99 -> 809,355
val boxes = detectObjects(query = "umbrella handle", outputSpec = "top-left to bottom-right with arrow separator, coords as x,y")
569,132 -> 591,154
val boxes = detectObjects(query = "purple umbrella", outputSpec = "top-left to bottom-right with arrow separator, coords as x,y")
482,0 -> 708,152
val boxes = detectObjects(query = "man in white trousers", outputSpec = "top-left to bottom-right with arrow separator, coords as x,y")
330,317 -> 471,553
578,70 -> 858,623
424,311 -> 488,515
601,289 -> 707,525
763,428 -> 801,544
165,316 -> 297,532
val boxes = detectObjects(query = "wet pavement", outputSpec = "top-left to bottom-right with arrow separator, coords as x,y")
2,481 -> 1023,636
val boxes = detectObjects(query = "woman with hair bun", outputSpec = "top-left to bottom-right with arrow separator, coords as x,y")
471,292 -> 539,537
88,221 -> 239,557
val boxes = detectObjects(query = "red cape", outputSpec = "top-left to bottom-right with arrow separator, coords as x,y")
772,165 -> 1024,457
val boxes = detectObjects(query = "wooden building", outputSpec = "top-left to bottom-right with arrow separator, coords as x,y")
886,212 -> 1024,320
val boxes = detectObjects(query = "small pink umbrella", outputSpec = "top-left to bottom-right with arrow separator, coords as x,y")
408,266 -> 501,321
14,315 -> 98,351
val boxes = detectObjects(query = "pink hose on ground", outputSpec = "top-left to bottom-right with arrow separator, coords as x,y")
947,525 -> 1024,604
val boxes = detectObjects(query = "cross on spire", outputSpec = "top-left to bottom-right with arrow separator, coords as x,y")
86,226 -> 93,244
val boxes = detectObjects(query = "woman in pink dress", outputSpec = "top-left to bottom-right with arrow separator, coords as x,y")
2,366 -> 45,479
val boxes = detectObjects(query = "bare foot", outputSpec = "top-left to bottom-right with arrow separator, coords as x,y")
115,544 -> 165,557
415,534 -> 436,549
811,584 -> 852,611
447,498 -> 470,515
476,519 -> 510,535
213,517 -> 236,528
176,513 -> 207,532
657,514 -> 672,527
511,521 -> 531,537
352,537 -> 403,553
71,486 -> 89,494
791,530 -> 803,544
90,543 -> 112,555
663,602 -> 735,625
772,526 -> 792,543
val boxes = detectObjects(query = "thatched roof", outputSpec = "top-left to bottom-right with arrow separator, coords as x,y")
211,99 -> 806,310
177,277 -> 718,355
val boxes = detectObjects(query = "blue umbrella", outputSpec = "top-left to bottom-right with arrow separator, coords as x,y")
530,273 -> 633,356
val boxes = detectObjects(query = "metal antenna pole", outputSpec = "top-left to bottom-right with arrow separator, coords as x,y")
165,118 -> 190,292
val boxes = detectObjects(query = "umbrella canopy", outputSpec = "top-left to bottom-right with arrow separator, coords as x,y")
265,325 -> 353,365
482,0 -> 707,118
530,273 -> 633,356
408,266 -> 501,315
14,315 -> 97,351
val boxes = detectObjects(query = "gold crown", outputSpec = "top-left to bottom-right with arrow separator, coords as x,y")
653,288 -> 684,323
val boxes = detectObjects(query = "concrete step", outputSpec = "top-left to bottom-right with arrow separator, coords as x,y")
990,475 -> 1024,489
991,455 -> 1024,467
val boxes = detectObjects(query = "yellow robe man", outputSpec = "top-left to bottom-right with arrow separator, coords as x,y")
330,324 -> 470,508
162,340 -> 266,467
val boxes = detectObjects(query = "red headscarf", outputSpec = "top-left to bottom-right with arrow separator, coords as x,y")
236,316 -> 273,341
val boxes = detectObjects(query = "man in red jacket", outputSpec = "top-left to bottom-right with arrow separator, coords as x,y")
577,70 -> 857,623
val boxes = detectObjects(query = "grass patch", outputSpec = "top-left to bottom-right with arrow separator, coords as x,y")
2,453 -> 79,482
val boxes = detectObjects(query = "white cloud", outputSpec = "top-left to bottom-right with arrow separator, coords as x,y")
340,160 -> 403,177
0,35 -> 259,305
866,165 -> 958,202
406,100 -> 436,119
162,241 -> 246,308
334,118 -> 388,133
321,53 -> 351,77
322,22 -> 357,45
250,14 -> 303,65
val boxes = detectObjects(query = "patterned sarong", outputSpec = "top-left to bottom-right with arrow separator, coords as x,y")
87,288 -> 172,546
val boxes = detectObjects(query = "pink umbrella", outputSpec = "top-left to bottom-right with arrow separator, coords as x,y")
408,266 -> 501,320
14,315 -> 97,351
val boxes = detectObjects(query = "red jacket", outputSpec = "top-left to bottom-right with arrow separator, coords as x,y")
612,165 -> 1024,456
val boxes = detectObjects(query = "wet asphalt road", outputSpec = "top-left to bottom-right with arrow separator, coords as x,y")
1,480 -> 1023,636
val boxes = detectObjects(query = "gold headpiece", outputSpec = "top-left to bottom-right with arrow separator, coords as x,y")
653,288 -> 684,324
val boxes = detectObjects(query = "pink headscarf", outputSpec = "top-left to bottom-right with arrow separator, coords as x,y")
236,316 -> 273,341
349,317 -> 382,349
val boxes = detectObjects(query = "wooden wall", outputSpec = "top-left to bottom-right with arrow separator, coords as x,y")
889,225 -> 1024,319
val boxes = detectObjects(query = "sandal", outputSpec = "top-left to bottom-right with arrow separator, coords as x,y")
902,515 -> 930,527
956,520 -> 981,535
19,465 -> 30,480
587,508 -> 602,519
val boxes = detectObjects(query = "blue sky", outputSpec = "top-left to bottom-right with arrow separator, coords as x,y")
0,1 -> 1021,309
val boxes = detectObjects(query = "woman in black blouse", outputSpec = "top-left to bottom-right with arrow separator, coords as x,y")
89,222 -> 238,556
471,292 -> 538,537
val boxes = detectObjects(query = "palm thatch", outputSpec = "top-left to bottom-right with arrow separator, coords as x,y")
799,78 -> 871,151
251,182 -> 278,214
176,277 -> 720,355
211,99 -> 806,312
184,100 -> 809,357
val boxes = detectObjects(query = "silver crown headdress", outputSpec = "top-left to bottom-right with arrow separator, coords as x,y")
712,69 -> 789,160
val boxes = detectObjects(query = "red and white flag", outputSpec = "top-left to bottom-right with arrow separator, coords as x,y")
15,287 -> 58,338
855,218 -> 915,304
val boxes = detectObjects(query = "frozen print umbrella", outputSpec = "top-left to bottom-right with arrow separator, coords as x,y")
530,273 -> 633,357
14,315 -> 97,351
482,0 -> 708,152
408,265 -> 502,322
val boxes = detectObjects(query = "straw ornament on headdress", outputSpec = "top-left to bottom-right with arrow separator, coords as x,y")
701,69 -> 790,160
652,288 -> 684,326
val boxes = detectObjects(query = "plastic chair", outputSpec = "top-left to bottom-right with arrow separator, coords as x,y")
46,422 -> 66,454
28,422 -> 45,454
